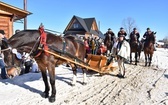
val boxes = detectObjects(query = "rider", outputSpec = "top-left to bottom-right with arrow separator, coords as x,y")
142,28 -> 156,50
0,30 -> 8,79
105,28 -> 116,41
143,28 -> 152,41
130,28 -> 140,45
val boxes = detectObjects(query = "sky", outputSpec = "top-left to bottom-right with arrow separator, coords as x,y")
1,0 -> 168,40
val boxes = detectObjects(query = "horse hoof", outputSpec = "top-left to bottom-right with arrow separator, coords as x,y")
82,82 -> 87,85
71,83 -> 75,87
41,92 -> 49,98
49,96 -> 55,103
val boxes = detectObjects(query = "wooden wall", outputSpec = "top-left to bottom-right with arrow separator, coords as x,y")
0,16 -> 13,38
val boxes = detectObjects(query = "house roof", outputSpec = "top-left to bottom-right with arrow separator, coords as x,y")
64,15 -> 101,36
0,1 -> 32,21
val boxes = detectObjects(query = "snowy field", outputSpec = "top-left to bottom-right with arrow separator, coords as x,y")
0,48 -> 168,105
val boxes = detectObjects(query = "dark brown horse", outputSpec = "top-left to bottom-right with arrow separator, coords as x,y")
143,32 -> 156,66
129,34 -> 142,65
104,34 -> 115,54
3,30 -> 87,103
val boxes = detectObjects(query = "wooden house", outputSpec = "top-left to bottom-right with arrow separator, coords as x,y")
0,1 -> 31,38
63,15 -> 103,39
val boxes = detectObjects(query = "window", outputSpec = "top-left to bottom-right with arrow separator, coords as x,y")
73,23 -> 79,29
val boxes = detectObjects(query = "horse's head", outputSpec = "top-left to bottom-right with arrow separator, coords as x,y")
130,34 -> 137,43
147,31 -> 156,43
3,30 -> 40,68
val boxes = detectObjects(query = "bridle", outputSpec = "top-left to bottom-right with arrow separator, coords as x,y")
1,36 -> 41,68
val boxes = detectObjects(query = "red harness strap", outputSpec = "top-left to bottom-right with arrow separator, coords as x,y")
38,25 -> 49,56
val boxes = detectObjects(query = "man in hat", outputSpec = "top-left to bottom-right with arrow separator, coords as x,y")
143,28 -> 156,51
0,29 -> 8,79
143,28 -> 152,39
130,28 -> 140,44
117,27 -> 127,38
105,28 -> 116,42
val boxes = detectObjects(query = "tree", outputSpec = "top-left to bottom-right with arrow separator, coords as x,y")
122,17 -> 138,38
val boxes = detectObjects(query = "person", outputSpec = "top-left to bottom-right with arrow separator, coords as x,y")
143,28 -> 152,40
91,37 -> 96,54
94,37 -> 99,54
130,28 -> 140,45
105,28 -> 116,38
0,30 -> 8,79
23,53 -> 33,74
98,42 -> 107,55
142,28 -> 156,50
84,37 -> 90,56
31,59 -> 39,73
117,27 -> 127,39
117,27 -> 127,51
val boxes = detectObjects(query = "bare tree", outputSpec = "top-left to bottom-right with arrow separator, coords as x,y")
122,17 -> 137,38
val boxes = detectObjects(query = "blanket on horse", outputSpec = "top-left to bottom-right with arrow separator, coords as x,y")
117,40 -> 130,60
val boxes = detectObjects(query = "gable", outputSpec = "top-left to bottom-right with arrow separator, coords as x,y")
91,20 -> 98,31
69,19 -> 84,30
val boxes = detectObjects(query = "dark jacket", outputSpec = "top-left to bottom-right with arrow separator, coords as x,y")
130,31 -> 140,41
117,31 -> 127,37
105,31 -> 116,42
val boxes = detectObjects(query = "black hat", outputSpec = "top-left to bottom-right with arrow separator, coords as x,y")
133,28 -> 137,30
147,28 -> 150,30
108,28 -> 111,30
0,30 -> 5,35
120,27 -> 124,30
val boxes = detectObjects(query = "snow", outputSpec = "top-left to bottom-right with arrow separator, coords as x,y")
0,48 -> 168,105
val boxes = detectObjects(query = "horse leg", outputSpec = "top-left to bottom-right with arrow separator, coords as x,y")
135,52 -> 138,65
149,54 -> 153,67
144,53 -> 147,66
47,63 -> 56,103
71,64 -> 77,86
130,52 -> 132,64
40,69 -> 50,98
82,68 -> 87,85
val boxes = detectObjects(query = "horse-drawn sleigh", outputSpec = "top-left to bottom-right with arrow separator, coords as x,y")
2,25 -> 119,103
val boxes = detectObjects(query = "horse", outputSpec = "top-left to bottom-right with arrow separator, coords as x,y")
3,29 -> 87,103
129,34 -> 142,65
104,33 -> 115,55
143,32 -> 156,66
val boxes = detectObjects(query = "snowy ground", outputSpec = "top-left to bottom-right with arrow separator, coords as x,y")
0,48 -> 168,105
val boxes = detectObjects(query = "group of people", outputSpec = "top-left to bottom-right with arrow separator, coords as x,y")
0,29 -> 39,79
83,26 -> 156,56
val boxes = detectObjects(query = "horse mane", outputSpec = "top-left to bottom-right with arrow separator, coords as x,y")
147,32 -> 156,43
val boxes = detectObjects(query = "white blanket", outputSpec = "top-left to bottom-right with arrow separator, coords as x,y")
117,40 -> 130,60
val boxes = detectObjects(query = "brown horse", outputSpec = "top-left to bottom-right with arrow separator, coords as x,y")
104,33 -> 115,54
143,32 -> 156,66
3,30 -> 87,103
129,34 -> 142,65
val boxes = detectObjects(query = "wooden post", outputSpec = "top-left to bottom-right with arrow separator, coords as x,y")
24,0 -> 27,30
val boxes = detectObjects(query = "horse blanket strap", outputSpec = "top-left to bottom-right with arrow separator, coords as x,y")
61,37 -> 66,54
38,25 -> 49,56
